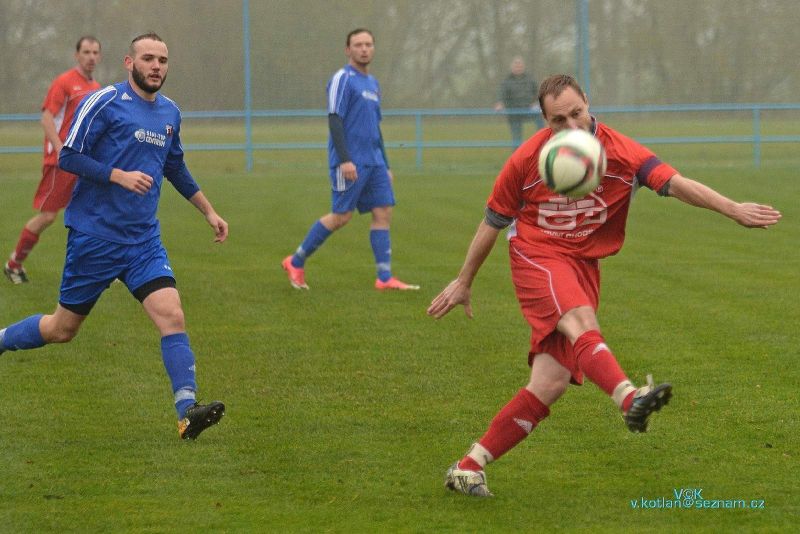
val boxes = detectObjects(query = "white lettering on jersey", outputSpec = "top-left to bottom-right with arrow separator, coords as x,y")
537,194 -> 607,238
134,128 -> 166,147
361,89 -> 379,102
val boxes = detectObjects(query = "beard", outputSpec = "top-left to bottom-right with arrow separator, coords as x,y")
131,65 -> 166,94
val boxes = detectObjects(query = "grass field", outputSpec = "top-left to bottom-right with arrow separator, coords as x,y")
0,124 -> 798,532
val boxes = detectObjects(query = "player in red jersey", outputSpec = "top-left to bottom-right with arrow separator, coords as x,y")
428,74 -> 782,497
4,36 -> 102,284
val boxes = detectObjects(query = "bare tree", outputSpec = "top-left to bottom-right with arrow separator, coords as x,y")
1,0 -> 799,113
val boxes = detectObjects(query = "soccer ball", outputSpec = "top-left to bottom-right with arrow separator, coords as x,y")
538,129 -> 606,198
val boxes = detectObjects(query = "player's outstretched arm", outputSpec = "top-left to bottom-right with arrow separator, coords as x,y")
427,220 -> 500,319
667,174 -> 782,229
188,191 -> 229,243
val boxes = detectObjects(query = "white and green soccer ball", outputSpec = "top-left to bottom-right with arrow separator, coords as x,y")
538,128 -> 607,198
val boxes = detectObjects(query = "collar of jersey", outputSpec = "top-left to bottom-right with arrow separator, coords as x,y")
345,64 -> 368,77
123,80 -> 159,104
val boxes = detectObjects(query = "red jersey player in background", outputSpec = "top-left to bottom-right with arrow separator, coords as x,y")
428,74 -> 781,497
4,36 -> 101,284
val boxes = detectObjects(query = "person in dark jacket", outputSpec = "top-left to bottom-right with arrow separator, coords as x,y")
494,57 -> 544,148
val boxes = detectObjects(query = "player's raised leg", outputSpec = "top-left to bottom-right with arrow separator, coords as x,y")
0,315 -> 46,353
564,307 -> 672,432
0,305 -> 87,356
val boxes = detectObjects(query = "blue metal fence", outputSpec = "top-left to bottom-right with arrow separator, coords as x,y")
2,104 -> 799,169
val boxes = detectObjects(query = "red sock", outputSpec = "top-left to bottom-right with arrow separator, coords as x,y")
10,228 -> 39,268
471,388 -> 550,462
458,457 -> 483,472
621,391 -> 635,412
573,330 -> 628,397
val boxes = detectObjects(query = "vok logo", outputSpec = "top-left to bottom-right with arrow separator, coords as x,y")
674,488 -> 703,499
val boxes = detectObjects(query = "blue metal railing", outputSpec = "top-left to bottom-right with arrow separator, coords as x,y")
2,104 -> 799,169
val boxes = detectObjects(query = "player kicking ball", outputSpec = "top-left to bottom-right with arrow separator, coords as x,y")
428,74 -> 781,497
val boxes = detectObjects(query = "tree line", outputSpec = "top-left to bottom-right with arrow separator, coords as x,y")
1,0 -> 797,114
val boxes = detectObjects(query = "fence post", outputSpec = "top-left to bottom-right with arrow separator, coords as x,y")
576,0 -> 590,98
752,107 -> 761,169
242,0 -> 254,172
415,112 -> 423,169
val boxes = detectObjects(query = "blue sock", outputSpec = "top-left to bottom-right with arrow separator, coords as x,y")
370,229 -> 392,282
292,220 -> 332,268
0,314 -> 45,351
160,333 -> 198,419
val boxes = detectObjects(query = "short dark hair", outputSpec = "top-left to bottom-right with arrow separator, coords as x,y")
129,32 -> 165,56
346,28 -> 374,47
76,35 -> 100,52
538,74 -> 586,117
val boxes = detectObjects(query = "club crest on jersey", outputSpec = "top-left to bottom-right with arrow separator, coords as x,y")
165,124 -> 173,136
134,128 -> 166,147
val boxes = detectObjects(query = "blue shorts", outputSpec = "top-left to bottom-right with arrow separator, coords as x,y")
330,164 -> 395,214
59,229 -> 175,309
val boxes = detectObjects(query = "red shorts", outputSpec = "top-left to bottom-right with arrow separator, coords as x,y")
509,241 -> 600,384
33,164 -> 77,211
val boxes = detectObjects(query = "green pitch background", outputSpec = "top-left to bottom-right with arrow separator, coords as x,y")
0,120 -> 797,532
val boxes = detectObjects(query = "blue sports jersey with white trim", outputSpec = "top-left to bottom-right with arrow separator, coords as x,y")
327,65 -> 385,168
60,80 -> 199,244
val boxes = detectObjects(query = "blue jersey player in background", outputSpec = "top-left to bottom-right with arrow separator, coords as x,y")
282,29 -> 419,291
0,33 -> 227,440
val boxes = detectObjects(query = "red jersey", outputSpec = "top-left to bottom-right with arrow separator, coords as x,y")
487,120 -> 678,260
41,67 -> 101,166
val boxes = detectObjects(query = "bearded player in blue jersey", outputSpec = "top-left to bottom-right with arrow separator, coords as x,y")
0,33 -> 227,440
282,29 -> 418,291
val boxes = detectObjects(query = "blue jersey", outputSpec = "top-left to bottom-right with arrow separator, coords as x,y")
327,65 -> 385,168
60,80 -> 199,244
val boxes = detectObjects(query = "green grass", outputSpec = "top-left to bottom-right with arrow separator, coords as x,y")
0,134 -> 797,532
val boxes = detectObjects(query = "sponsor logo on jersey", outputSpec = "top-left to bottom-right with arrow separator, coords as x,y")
537,195 -> 608,238
134,128 -> 167,147
121,92 -> 133,101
